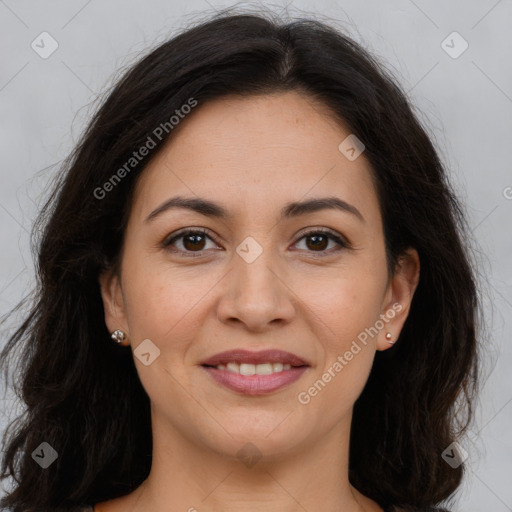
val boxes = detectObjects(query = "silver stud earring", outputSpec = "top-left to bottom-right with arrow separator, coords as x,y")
385,332 -> 395,344
111,329 -> 127,344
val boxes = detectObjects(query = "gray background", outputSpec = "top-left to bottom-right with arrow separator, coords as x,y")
0,0 -> 511,510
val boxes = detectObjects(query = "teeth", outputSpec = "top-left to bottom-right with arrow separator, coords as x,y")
240,363 -> 256,375
215,362 -> 295,374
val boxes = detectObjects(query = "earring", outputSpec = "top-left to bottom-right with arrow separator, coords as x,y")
385,332 -> 395,344
111,329 -> 127,344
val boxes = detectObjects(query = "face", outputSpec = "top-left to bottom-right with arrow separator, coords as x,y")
100,91 -> 419,460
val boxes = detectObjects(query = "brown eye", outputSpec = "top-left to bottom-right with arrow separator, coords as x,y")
163,228 -> 218,256
181,233 -> 207,251
294,229 -> 349,256
305,234 -> 329,251
162,227 -> 349,258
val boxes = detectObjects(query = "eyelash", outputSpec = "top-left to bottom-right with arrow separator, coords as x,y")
161,227 -> 350,258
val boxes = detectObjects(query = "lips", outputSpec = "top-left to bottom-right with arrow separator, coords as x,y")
200,349 -> 309,367
200,349 -> 310,395
202,365 -> 308,395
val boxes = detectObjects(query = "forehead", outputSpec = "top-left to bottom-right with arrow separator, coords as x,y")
131,91 -> 380,226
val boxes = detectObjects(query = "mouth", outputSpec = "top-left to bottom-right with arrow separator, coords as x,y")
200,349 -> 310,395
204,361 -> 298,374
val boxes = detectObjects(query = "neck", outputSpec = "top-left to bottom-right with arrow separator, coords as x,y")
128,408 -> 382,512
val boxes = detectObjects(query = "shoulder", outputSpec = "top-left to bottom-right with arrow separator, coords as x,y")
22,506 -> 93,512
23,507 -> 93,512
389,507 -> 451,512
387,506 -> 451,512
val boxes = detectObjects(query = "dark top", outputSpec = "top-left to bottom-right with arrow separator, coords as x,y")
385,508 -> 450,512
77,504 -> 450,511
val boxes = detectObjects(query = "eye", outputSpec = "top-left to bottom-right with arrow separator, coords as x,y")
292,228 -> 349,256
162,228 -> 220,257
161,227 -> 350,258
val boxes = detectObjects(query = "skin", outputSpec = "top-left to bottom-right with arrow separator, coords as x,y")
97,91 -> 420,512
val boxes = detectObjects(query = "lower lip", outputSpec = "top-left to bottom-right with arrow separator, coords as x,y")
201,365 -> 309,395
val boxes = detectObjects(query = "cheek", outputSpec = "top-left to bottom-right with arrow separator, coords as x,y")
310,271 -> 385,347
121,255 -> 226,363
121,260 -> 202,343
300,281 -> 380,418
300,271 -> 385,405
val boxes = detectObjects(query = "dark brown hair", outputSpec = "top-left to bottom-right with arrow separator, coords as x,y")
0,8 -> 483,512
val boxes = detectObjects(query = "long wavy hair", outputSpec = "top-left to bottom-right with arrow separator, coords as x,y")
0,8 -> 484,512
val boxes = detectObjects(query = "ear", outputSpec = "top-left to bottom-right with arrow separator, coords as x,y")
98,267 -> 130,345
377,247 -> 420,351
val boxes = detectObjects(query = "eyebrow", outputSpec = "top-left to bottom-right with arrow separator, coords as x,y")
145,195 -> 365,224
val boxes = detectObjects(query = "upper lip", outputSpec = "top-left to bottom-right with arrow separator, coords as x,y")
201,349 -> 309,367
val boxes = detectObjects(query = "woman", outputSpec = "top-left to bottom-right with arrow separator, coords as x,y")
0,9 -> 481,512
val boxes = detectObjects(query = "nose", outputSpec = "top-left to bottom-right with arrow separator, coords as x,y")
216,244 -> 296,332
